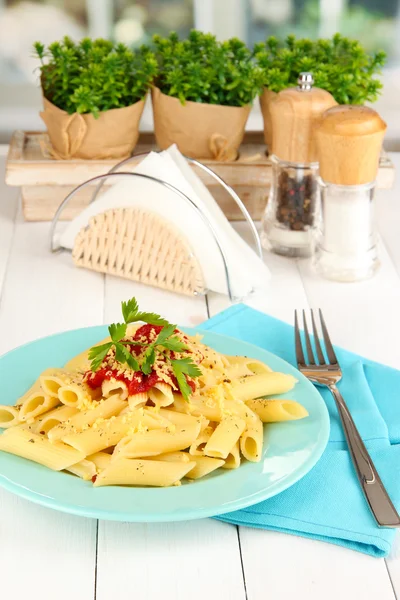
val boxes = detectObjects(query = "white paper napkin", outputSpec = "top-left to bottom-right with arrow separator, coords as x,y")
58,145 -> 270,298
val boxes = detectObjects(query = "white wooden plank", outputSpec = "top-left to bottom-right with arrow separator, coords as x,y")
297,243 -> 400,369
207,222 -> 396,600
0,211 -> 103,600
0,493 -> 96,600
98,278 -> 245,600
239,530 -> 396,600
374,152 -> 400,598
376,153 -> 400,278
0,156 -> 18,296
295,216 -> 400,596
387,546 -> 400,598
0,215 -> 105,353
96,520 -> 246,600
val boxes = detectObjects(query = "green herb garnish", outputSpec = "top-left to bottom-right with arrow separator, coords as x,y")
88,297 -> 201,400
171,358 -> 202,402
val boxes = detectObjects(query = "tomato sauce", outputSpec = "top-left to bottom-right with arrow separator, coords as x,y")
85,323 -> 194,395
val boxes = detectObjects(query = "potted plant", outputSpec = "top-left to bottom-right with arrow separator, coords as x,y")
151,30 -> 264,161
34,37 -> 157,159
254,34 -> 386,150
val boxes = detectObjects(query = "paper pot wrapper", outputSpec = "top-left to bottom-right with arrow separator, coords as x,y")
152,87 -> 251,161
259,88 -> 276,152
40,96 -> 145,160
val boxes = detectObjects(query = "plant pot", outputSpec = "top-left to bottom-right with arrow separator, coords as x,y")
259,88 -> 277,153
151,86 -> 251,161
40,96 -> 145,160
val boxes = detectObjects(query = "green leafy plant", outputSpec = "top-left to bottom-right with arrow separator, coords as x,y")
34,37 -> 157,118
153,29 -> 264,107
88,297 -> 202,400
253,33 -> 386,104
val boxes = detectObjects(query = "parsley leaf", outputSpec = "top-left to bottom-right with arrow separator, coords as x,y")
121,298 -> 139,323
153,323 -> 176,346
171,357 -> 202,378
162,336 -> 188,352
115,343 -> 139,371
89,342 -> 113,372
109,322 -> 127,343
121,296 -> 168,326
173,367 -> 192,401
134,312 -> 169,326
171,358 -> 202,400
141,347 -> 156,375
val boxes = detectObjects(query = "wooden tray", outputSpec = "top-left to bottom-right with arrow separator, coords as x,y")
5,130 -> 395,222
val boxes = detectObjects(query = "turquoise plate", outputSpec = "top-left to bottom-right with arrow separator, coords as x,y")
0,326 -> 329,522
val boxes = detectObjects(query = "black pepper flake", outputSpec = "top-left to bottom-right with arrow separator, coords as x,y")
28,439 -> 35,443
39,430 -> 45,435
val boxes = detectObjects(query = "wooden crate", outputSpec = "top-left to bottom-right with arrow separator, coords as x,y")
5,130 -> 395,222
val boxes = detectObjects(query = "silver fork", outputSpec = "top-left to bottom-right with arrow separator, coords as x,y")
295,309 -> 400,528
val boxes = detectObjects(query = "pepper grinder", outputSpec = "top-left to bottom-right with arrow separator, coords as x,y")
261,73 -> 337,257
314,105 -> 387,282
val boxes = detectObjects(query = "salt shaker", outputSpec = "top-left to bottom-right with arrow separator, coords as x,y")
261,73 -> 337,257
314,105 -> 387,282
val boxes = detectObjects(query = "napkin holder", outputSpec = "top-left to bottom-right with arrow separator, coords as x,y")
50,152 -> 263,301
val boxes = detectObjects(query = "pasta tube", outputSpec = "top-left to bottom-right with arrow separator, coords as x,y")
185,455 -> 225,479
128,393 -> 148,410
19,391 -> 60,422
0,406 -> 19,429
204,416 -> 246,459
240,417 -> 263,462
61,410 -> 160,456
159,409 -> 207,430
114,420 -> 201,459
39,369 -> 72,397
87,451 -> 112,471
148,383 -> 174,408
230,373 -> 297,401
246,399 -> 309,422
223,441 -> 241,469
102,379 -> 129,401
33,405 -> 79,435
58,383 -> 95,409
189,426 -> 214,456
93,458 -> 196,487
225,355 -> 272,374
146,451 -> 191,463
48,395 -> 126,441
0,428 -> 85,470
66,458 -> 97,480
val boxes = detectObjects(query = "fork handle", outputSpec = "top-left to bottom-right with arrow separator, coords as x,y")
329,384 -> 400,528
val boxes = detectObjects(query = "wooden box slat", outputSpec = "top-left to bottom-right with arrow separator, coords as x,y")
5,130 -> 395,222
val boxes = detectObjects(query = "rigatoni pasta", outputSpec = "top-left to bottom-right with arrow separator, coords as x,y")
0,296 -> 308,487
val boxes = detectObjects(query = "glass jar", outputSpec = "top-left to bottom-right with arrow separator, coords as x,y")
313,181 -> 380,282
261,155 -> 320,258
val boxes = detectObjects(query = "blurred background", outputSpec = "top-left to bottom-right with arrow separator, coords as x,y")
0,0 -> 399,146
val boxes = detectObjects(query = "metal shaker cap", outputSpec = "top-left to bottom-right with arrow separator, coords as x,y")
297,72 -> 314,91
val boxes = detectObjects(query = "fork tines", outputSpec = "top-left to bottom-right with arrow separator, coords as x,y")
295,309 -> 339,367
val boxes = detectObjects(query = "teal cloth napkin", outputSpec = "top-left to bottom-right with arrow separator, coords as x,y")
199,304 -> 400,558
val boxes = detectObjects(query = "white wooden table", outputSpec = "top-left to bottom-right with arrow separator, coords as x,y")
0,145 -> 399,600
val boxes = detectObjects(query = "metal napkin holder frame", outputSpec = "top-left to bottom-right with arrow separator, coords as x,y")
50,152 -> 263,301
